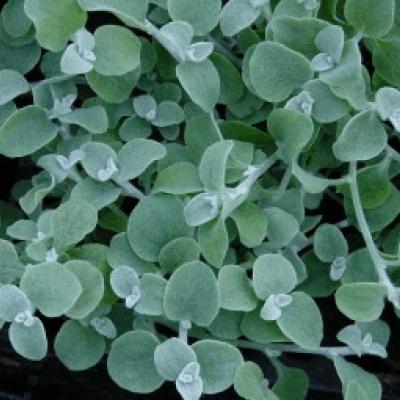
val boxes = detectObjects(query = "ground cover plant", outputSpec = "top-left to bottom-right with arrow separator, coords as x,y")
0,0 -> 400,399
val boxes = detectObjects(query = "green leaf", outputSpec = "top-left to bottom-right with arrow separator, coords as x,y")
333,110 -> 387,162
24,0 -> 87,51
314,223 -> 348,263
249,42 -> 312,103
93,25 -> 141,76
77,0 -> 149,26
71,177 -> 121,210
0,284 -> 31,321
0,69 -> 29,105
116,139 -> 166,182
0,106 -> 57,158
0,239 -> 24,284
303,79 -> 350,124
264,207 -> 300,249
199,140 -> 233,193
127,194 -> 192,262
272,360 -> 309,400
219,265 -> 258,312
61,44 -> 93,75
176,59 -> 220,113
153,162 -> 203,195
134,273 -> 167,316
107,330 -> 163,393
159,237 -> 200,273
319,41 -> 367,109
345,381 -> 369,400
81,142 -> 117,181
208,309 -> 242,340
9,317 -> 47,361
240,307 -> 289,344
220,0 -> 260,37
2,0 -> 32,38
335,283 -> 387,322
315,25 -> 344,63
55,320 -> 105,371
253,254 -> 297,300
107,232 -> 156,275
198,217 -> 229,268
341,249 -> 378,284
86,68 -> 140,104
164,261 -> 220,326
59,106 -> 108,134
277,291 -> 323,350
210,52 -> 245,106
234,361 -> 272,400
268,108 -> 314,161
0,41 -> 41,74
52,199 -> 98,252
230,202 -> 267,248
64,260 -> 105,319
192,339 -> 243,394
152,101 -> 185,127
333,356 -> 382,400
373,39 -> 400,87
154,338 -> 197,381
344,0 -> 395,38
167,0 -> 221,36
298,251 -> 338,298
20,262 -> 82,317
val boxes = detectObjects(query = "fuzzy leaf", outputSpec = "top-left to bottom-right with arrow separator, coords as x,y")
192,340 -> 243,394
249,42 -> 312,103
127,195 -> 192,262
0,106 -> 57,158
20,262 -> 82,317
164,261 -> 220,326
55,320 -> 105,371
107,330 -> 163,393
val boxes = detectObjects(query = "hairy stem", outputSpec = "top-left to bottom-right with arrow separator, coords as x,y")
349,162 -> 399,308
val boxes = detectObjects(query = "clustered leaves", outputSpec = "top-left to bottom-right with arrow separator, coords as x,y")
0,1 -> 400,399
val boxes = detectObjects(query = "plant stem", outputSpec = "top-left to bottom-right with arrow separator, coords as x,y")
348,162 -> 399,308
210,113 -> 224,141
115,180 -> 145,200
236,340 -> 356,358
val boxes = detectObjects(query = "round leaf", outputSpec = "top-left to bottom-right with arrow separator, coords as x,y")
116,139 -> 166,182
249,41 -> 312,103
65,260 -> 105,319
167,0 -> 221,36
24,0 -> 87,51
154,338 -> 197,381
344,0 -> 395,38
314,223 -> 348,263
253,254 -> 297,300
0,106 -> 57,158
127,194 -> 192,262
333,110 -> 387,162
0,284 -> 31,322
176,59 -> 220,113
219,265 -> 258,312
54,320 -> 105,371
52,199 -> 98,252
9,317 -> 47,361
192,339 -> 243,394
93,25 -> 141,76
335,283 -> 387,322
164,261 -> 220,326
107,330 -> 163,393
159,237 -> 200,273
0,69 -> 29,105
277,291 -> 323,350
20,262 -> 82,317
